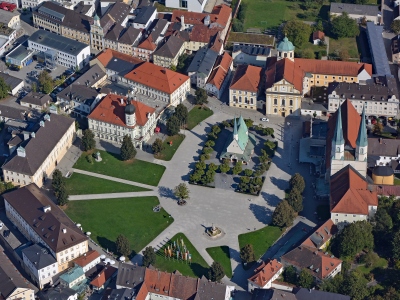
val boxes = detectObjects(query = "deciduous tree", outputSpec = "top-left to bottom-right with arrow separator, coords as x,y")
116,234 -> 131,257
283,20 -> 312,48
0,77 -> 10,99
174,183 -> 190,202
298,269 -> 314,289
208,261 -> 225,282
391,19 -> 400,34
152,138 -> 165,154
167,115 -> 180,136
81,129 -> 96,151
289,173 -> 305,193
142,246 -> 156,267
330,12 -> 359,38
174,104 -> 188,124
287,188 -> 303,212
232,161 -> 242,175
195,88 -> 208,105
38,71 -> 54,94
240,244 -> 255,263
283,265 -> 297,284
120,135 -> 136,161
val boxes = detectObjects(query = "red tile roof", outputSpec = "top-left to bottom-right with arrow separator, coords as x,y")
330,165 -> 378,215
124,62 -> 189,94
248,259 -> 283,288
73,250 -> 100,268
96,48 -> 143,67
189,24 -> 220,43
325,100 -> 361,168
138,35 -> 157,51
282,246 -> 342,281
88,94 -> 156,128
266,57 -> 304,92
171,4 -> 231,28
302,219 -> 337,249
312,31 -> 325,41
90,266 -> 117,288
230,64 -> 263,92
294,59 -> 373,77
207,52 -> 232,89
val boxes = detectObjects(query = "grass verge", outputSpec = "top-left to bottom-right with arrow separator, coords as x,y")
74,150 -> 165,186
65,173 -> 150,195
206,246 -> 232,278
187,106 -> 213,130
65,197 -> 173,257
154,134 -> 185,161
357,257 -> 388,275
154,233 -> 209,278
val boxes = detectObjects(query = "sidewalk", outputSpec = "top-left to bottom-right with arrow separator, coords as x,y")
69,191 -> 158,200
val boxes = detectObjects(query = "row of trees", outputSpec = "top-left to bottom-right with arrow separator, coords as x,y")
167,104 -> 188,136
52,169 -> 69,206
272,173 -> 305,228
232,2 -> 247,32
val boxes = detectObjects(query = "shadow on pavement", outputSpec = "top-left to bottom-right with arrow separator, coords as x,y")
158,186 -> 176,200
260,191 -> 281,207
249,203 -> 273,225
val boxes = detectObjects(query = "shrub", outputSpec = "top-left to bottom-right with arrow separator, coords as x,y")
86,154 -> 93,164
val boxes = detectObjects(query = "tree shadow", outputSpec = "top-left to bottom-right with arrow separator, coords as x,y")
190,262 -> 210,278
260,191 -> 281,207
96,236 -> 124,257
98,140 -> 121,156
270,176 -> 289,190
249,203 -> 272,225
158,186 -> 176,200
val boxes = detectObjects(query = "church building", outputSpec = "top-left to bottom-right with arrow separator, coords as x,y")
220,116 -> 256,163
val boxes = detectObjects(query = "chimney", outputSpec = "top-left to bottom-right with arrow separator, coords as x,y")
31,132 -> 35,138
23,132 -> 29,140
120,98 -> 124,105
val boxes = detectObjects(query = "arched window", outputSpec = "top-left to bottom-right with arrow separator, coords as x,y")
274,108 -> 277,113
289,99 -> 293,106
281,99 -> 285,106
274,98 -> 277,105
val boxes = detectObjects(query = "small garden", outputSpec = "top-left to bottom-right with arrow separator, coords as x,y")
74,149 -> 166,186
206,246 -> 232,278
152,134 -> 185,161
187,105 -> 213,130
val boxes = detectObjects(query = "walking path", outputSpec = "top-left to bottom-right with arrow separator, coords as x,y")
69,191 -> 158,200
71,169 -> 156,190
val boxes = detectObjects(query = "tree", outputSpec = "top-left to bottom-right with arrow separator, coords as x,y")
283,20 -> 312,48
174,183 -> 190,203
232,19 -> 244,32
298,269 -> 314,289
300,48 -> 315,59
374,207 -> 393,232
340,271 -> 370,300
38,71 -> 54,94
208,261 -> 225,282
219,161 -> 230,173
142,246 -> 156,267
116,234 -> 131,257
314,20 -> 324,32
392,20 -> 400,34
31,82 -> 37,93
332,221 -> 374,257
170,64 -> 177,71
240,244 -> 255,263
52,169 -> 68,206
195,88 -> 208,105
338,49 -> 350,61
289,173 -> 305,193
330,13 -> 360,38
56,187 -> 69,206
272,200 -> 295,228
81,129 -> 96,151
177,53 -> 188,72
232,161 -> 242,175
392,230 -> 400,260
52,169 -> 64,191
0,77 -> 10,99
167,115 -> 180,136
287,188 -> 303,212
373,122 -> 383,134
363,251 -> 379,268
152,138 -> 165,154
120,135 -> 136,161
283,265 -> 297,284
174,103 -> 188,124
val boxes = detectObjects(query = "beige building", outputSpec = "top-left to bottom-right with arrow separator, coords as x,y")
0,10 -> 20,29
229,64 -> 263,110
4,184 -> 89,273
153,35 -> 185,68
2,114 -> 75,187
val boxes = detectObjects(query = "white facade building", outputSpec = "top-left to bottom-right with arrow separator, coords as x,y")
165,0 -> 206,12
28,30 -> 90,69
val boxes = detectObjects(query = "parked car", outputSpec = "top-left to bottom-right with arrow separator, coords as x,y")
260,117 -> 269,122
35,65 -> 44,70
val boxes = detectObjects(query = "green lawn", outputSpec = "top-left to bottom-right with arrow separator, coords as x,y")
187,106 -> 213,130
206,246 -> 232,278
329,37 -> 359,59
154,233 -> 210,278
357,257 -> 388,275
65,197 -> 173,257
65,173 -> 150,195
154,134 -> 185,161
242,0 -> 328,30
74,150 -> 165,186
238,225 -> 282,260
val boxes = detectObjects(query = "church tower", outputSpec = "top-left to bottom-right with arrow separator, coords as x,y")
356,106 -> 368,162
233,117 -> 238,141
332,106 -> 344,161
276,36 -> 295,61
90,14 -> 104,51
125,99 -> 136,127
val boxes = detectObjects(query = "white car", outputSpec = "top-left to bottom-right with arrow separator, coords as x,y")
0,222 -> 3,230
261,118 -> 269,122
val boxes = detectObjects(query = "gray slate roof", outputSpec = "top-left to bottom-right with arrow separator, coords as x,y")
37,286 -> 77,300
20,92 -> 51,106
0,104 -> 27,120
108,288 -> 135,300
21,244 -> 56,269
187,47 -> 219,77
233,44 -> 270,56
57,84 -> 98,106
368,137 -> 400,157
74,64 -> 106,87
148,18 -> 168,41
366,22 -> 392,77
330,2 -> 380,17
153,35 -> 184,58
301,100 -> 327,112
3,184 -> 88,253
0,9 -> 18,25
2,114 -> 74,176
134,6 -> 156,24
0,72 -> 23,90
29,30 -> 88,56
116,263 -> 145,289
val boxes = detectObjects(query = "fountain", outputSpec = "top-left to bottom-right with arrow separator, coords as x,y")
206,223 -> 222,239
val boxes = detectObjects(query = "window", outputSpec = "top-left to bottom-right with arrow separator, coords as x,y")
281,99 -> 285,106
274,98 -> 277,105
289,99 -> 293,106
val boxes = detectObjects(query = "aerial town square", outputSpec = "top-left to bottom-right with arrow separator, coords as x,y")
1,0 -> 400,299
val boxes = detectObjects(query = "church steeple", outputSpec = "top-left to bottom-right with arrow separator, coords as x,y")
332,106 -> 344,160
233,117 -> 238,141
356,106 -> 368,161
